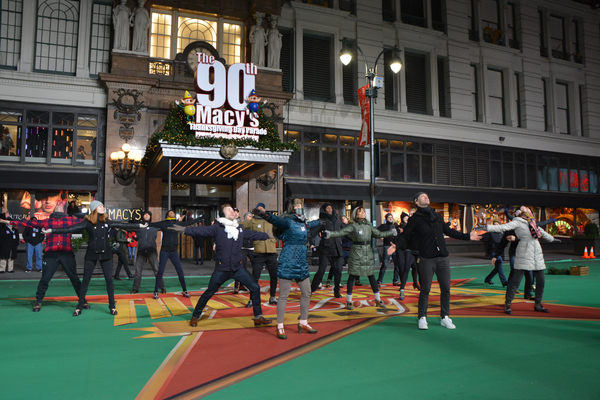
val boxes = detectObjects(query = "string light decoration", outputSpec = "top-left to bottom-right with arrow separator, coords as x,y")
141,107 -> 298,168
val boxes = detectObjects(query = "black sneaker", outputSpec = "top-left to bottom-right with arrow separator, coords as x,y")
32,302 -> 42,312
153,292 -> 159,300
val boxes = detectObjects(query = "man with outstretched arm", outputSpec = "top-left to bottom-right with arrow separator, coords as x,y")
170,204 -> 272,328
389,192 -> 481,330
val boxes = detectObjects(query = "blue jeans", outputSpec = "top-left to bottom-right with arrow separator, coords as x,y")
485,253 -> 507,285
128,247 -> 136,260
192,268 -> 262,318
26,243 -> 43,271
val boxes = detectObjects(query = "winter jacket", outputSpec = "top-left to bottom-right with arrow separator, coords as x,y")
481,231 -> 503,257
0,224 -> 19,259
23,226 -> 44,246
376,221 -> 400,247
487,217 -> 554,271
110,228 -> 128,254
328,219 -> 394,276
126,231 -> 137,248
240,217 -> 277,253
150,213 -> 201,252
134,211 -> 159,252
53,219 -> 140,261
496,230 -> 518,258
310,205 -> 343,257
184,220 -> 268,272
393,206 -> 470,258
267,213 -> 322,280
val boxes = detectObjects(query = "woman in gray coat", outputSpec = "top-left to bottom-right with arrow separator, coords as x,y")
482,206 -> 555,314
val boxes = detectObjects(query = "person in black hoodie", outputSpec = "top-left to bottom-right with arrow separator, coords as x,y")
170,204 -> 272,328
0,214 -> 19,273
150,210 -> 201,299
481,220 -> 507,286
44,201 -> 146,316
396,212 -> 420,300
23,217 -> 45,272
310,203 -> 344,298
389,192 -> 481,330
131,211 -> 165,294
376,213 -> 400,286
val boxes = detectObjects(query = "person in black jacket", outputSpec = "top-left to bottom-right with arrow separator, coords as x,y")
23,217 -> 45,272
310,203 -> 344,298
131,211 -> 165,294
44,201 -> 146,316
170,204 -> 272,328
376,213 -> 400,286
0,214 -> 19,273
389,192 -> 481,330
193,222 -> 205,265
150,210 -> 201,300
111,228 -> 134,280
481,220 -> 507,286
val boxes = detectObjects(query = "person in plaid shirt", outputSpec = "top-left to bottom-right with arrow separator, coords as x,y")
2,212 -> 88,312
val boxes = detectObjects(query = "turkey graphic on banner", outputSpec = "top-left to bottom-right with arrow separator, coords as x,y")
357,85 -> 370,147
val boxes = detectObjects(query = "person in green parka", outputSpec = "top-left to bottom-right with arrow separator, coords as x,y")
324,206 -> 396,310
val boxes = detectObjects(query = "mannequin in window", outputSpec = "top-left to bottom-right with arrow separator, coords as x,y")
267,15 -> 283,69
113,0 -> 131,51
130,0 -> 150,53
249,13 -> 267,67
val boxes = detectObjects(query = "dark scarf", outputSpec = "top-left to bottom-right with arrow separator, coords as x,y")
417,206 -> 437,222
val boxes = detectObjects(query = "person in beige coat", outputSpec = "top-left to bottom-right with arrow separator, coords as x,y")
483,206 -> 556,314
240,203 -> 278,305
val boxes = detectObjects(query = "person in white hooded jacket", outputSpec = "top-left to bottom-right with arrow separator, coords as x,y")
481,206 -> 556,315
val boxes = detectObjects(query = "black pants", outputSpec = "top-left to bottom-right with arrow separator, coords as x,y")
418,256 -> 451,318
113,250 -> 132,278
235,249 -> 254,289
399,250 -> 419,289
346,274 -> 378,294
251,252 -> 278,297
78,259 -> 115,310
36,251 -> 82,302
155,250 -> 187,293
311,255 -> 342,294
506,270 -> 545,307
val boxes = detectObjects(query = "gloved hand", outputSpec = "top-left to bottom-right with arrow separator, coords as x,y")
139,223 -> 148,228
321,221 -> 326,227
548,218 -> 557,223
167,225 -> 186,233
252,208 -> 269,220
552,238 -> 561,243
473,225 -> 487,231
322,230 -> 330,239
42,228 -> 52,234
392,228 -> 398,236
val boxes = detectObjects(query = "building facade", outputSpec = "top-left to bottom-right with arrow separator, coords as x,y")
1,0 -> 599,241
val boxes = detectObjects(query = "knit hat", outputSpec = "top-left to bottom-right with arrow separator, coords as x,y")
89,200 -> 103,213
413,192 -> 427,203
256,202 -> 266,209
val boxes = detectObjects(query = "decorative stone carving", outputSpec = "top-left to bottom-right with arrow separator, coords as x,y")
113,0 -> 131,51
220,144 -> 238,159
130,0 -> 150,53
256,171 -> 276,191
109,89 -> 146,141
249,13 -> 267,67
267,16 -> 283,69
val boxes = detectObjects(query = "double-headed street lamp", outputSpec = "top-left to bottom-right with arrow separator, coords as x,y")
339,38 -> 402,246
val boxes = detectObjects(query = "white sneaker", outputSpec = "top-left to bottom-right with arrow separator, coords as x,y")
441,316 -> 456,329
418,317 -> 428,330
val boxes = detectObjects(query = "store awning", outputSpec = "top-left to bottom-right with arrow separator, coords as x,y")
145,141 -> 294,182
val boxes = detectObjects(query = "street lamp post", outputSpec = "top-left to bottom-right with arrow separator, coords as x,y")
339,38 -> 402,249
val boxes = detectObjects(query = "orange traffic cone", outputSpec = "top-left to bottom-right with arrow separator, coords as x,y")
590,247 -> 596,259
582,247 -> 590,259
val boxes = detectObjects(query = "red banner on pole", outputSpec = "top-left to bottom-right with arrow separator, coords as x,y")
357,85 -> 370,147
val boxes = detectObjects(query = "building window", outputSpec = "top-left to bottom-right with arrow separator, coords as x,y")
35,0 -> 80,75
401,0 -> 426,28
303,34 -> 333,102
549,14 -> 569,61
556,82 -> 570,135
89,1 -> 111,77
280,29 -> 294,93
572,19 -> 582,63
579,85 -> 586,137
482,0 -> 503,45
431,0 -> 445,32
514,73 -> 521,127
437,57 -> 447,117
150,10 -> 242,65
507,2 -> 519,49
343,47 -> 357,106
382,0 -> 396,23
468,0 -> 478,41
471,64 -> 480,122
384,50 -> 397,110
405,52 -> 428,115
487,68 -> 505,125
0,104 -> 100,166
542,78 -> 549,131
0,0 -> 23,70
539,10 -> 547,57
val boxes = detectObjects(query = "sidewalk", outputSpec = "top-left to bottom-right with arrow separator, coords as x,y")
0,248 -> 580,282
